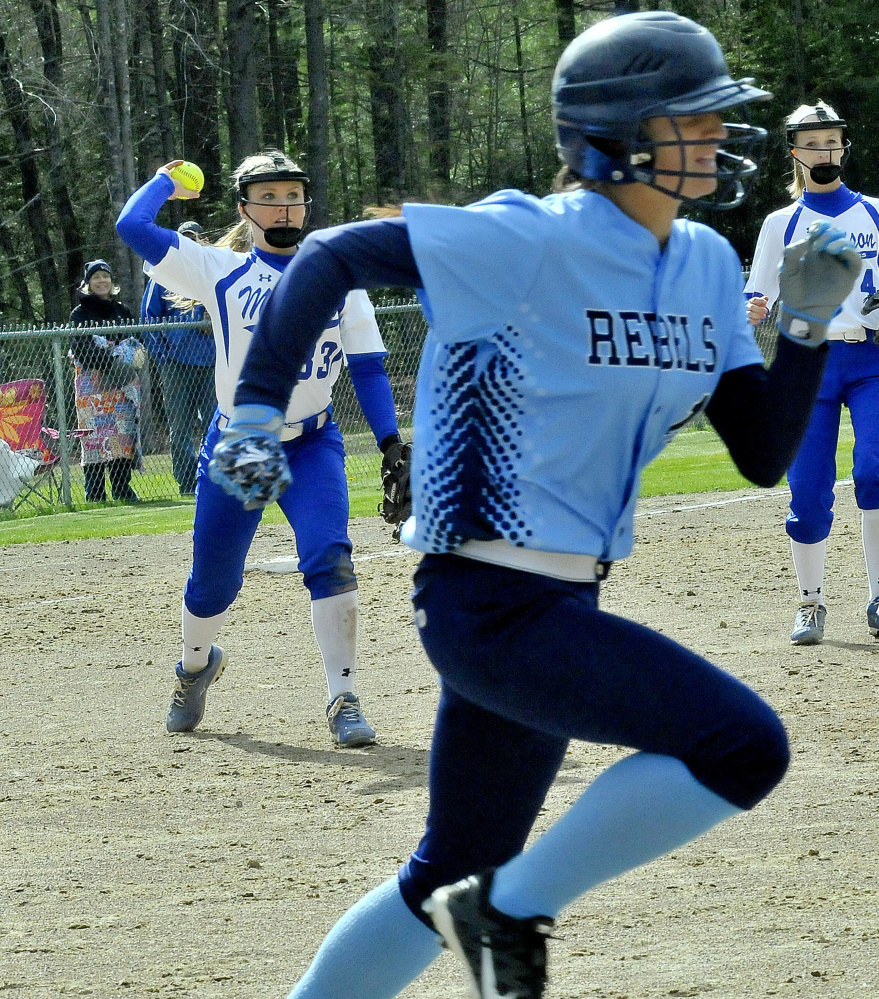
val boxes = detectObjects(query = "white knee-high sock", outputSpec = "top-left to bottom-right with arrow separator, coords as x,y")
862,509 -> 879,600
288,878 -> 442,999
489,752 -> 741,920
181,601 -> 230,672
311,590 -> 359,700
790,538 -> 827,604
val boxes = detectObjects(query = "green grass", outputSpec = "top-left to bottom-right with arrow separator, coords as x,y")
2,415 -> 856,545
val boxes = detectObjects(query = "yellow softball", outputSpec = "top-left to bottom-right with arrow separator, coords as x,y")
168,161 -> 204,193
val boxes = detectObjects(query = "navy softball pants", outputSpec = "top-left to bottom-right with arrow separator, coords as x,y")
398,554 -> 789,924
787,338 -> 879,544
184,412 -> 357,617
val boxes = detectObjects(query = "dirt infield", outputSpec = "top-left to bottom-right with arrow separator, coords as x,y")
3,483 -> 879,998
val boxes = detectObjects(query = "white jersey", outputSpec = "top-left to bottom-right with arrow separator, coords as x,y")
146,236 -> 386,423
745,186 -> 879,340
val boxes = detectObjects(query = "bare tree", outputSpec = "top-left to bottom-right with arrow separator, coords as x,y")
94,0 -> 137,308
426,0 -> 451,188
304,0 -> 329,227
0,27 -> 67,321
367,0 -> 411,202
226,0 -> 261,166
27,0 -> 86,296
169,0 -> 223,208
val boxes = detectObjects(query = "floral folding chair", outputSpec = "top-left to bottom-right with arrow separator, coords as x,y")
0,378 -> 86,510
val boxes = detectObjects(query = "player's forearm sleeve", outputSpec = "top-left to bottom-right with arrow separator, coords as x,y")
705,335 -> 827,487
116,174 -> 178,266
348,354 -> 400,446
235,218 -> 422,411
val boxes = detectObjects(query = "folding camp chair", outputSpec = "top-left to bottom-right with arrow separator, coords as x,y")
0,378 -> 84,510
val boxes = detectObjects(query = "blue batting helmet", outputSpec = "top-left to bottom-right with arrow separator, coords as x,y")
552,12 -> 772,209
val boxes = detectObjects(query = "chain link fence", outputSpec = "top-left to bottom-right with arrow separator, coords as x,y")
0,293 -> 782,515
0,303 -> 426,513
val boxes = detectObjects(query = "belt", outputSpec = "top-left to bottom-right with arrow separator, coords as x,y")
835,328 -> 873,343
217,408 -> 330,441
454,538 -> 610,582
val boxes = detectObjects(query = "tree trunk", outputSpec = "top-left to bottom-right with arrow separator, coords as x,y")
0,213 -> 36,324
555,0 -> 576,46
27,0 -> 86,297
513,16 -> 534,193
112,0 -> 141,303
95,0 -> 137,311
304,0 -> 329,228
328,23 -> 353,220
367,0 -> 408,202
266,0 -> 286,150
169,0 -> 222,208
426,0 -> 451,188
226,0 -> 261,166
143,0 -> 176,167
0,28 -> 67,322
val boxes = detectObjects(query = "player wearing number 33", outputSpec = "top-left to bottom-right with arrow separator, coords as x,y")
744,103 -> 879,646
116,150 -> 407,748
210,14 -> 859,999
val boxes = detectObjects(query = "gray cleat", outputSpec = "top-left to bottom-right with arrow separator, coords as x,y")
166,645 -> 227,732
790,603 -> 826,646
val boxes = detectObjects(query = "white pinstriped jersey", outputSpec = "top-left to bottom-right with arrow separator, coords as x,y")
401,188 -> 763,562
147,236 -> 386,423
745,186 -> 879,339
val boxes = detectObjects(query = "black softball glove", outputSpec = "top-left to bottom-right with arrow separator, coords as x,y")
378,437 -> 412,541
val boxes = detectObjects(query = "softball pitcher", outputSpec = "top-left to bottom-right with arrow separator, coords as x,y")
116,150 -> 405,747
209,14 -> 859,999
745,102 -> 879,645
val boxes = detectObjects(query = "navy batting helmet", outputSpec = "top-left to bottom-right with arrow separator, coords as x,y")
552,11 -> 771,209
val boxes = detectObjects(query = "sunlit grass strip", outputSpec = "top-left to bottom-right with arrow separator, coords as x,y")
1,417 -> 855,545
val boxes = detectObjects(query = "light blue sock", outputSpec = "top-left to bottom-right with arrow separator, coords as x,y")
288,877 -> 443,999
490,752 -> 742,919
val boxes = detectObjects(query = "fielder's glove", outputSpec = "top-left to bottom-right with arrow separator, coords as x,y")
861,290 -> 879,317
378,435 -> 412,541
778,221 -> 861,347
207,404 -> 291,511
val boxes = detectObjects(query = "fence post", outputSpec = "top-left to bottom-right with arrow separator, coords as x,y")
50,334 -> 72,506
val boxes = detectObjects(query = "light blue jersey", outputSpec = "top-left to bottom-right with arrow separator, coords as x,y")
401,189 -> 762,561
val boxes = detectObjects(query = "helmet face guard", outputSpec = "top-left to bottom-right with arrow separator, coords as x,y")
552,12 -> 772,211
237,168 -> 313,248
786,113 -> 850,186
629,118 -> 766,210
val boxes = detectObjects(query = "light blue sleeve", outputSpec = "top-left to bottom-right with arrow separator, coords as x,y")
402,192 -> 548,342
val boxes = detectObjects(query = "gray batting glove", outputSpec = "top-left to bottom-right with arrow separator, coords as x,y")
778,221 -> 861,347
207,404 -> 292,510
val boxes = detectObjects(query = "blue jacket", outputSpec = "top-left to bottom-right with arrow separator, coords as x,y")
141,279 -> 215,367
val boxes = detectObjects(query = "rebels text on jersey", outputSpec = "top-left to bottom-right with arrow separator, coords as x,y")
147,235 -> 386,423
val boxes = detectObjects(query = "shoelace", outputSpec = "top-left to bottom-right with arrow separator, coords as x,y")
328,696 -> 363,724
797,605 -> 821,628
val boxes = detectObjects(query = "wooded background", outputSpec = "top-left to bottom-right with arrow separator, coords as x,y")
0,0 -> 877,323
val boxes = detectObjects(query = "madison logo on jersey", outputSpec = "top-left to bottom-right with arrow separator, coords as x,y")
585,309 -> 717,372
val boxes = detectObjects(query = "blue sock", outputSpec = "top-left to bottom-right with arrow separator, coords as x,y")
287,877 -> 443,999
490,752 -> 741,919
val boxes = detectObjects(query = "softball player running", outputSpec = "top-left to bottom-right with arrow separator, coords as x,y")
209,14 -> 859,999
116,150 -> 405,747
745,102 -> 879,645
